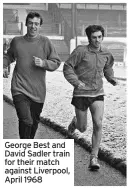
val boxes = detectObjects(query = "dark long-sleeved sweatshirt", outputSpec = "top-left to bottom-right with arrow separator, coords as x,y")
3,34 -> 61,103
63,45 -> 116,97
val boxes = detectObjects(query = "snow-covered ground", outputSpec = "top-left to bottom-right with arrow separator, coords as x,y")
3,63 -> 127,161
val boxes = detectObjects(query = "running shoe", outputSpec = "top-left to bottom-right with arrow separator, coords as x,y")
88,157 -> 100,170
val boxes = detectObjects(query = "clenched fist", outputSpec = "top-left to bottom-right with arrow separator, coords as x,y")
3,68 -> 9,78
77,81 -> 86,90
33,56 -> 45,68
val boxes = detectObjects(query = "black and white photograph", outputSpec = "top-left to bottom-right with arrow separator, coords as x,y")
2,2 -> 127,186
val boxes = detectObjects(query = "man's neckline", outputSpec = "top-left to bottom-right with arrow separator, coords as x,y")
24,34 -> 40,42
88,44 -> 102,52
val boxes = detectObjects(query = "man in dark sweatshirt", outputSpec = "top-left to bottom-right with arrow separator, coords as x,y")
3,12 -> 61,139
63,25 -> 118,170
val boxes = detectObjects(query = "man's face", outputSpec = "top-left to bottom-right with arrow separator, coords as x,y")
90,31 -> 103,48
26,17 -> 41,37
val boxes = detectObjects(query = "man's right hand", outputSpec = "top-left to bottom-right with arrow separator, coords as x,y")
3,68 -> 9,78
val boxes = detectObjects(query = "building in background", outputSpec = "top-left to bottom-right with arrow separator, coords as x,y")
3,3 -> 127,65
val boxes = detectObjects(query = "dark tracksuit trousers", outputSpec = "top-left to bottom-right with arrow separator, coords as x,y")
13,94 -> 43,139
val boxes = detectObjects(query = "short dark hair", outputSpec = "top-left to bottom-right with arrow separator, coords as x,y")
85,25 -> 105,40
25,12 -> 43,26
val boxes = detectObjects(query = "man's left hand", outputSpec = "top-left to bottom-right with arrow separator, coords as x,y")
33,56 -> 45,68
